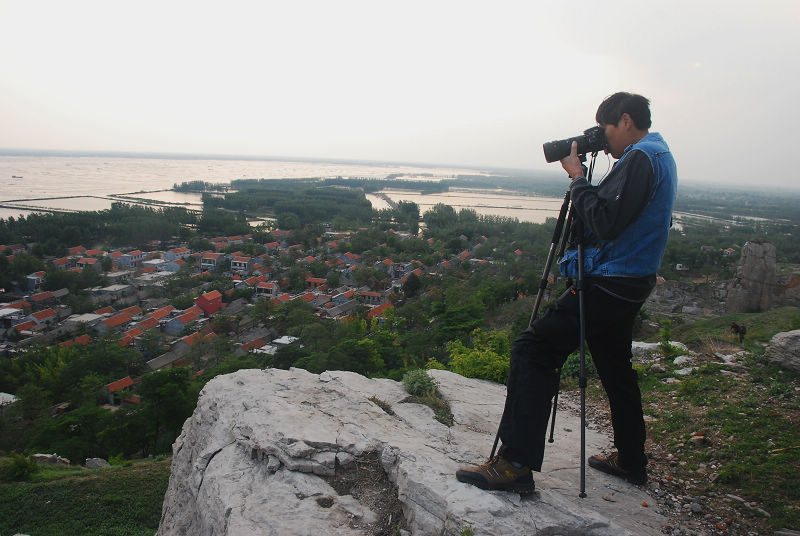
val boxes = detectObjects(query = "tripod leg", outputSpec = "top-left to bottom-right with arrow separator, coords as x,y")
547,371 -> 560,443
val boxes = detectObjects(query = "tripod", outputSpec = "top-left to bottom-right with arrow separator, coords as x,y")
488,151 -> 598,498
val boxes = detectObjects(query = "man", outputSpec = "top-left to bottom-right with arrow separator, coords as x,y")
456,92 -> 677,493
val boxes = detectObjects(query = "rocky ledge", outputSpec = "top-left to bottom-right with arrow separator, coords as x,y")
157,368 -> 667,535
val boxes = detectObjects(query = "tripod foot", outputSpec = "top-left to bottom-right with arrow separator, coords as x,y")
579,492 -> 586,498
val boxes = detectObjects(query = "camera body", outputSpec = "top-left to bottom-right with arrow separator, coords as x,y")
543,126 -> 607,163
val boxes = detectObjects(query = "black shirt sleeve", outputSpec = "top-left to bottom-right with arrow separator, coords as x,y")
568,150 -> 654,240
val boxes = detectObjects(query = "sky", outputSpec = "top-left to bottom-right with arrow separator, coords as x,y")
1,0 -> 799,187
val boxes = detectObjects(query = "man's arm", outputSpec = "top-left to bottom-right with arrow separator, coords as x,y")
569,151 -> 653,240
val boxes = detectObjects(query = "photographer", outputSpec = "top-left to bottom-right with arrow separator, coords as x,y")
456,92 -> 677,493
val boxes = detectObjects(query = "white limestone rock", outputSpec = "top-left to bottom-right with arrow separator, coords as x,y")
764,329 -> 800,373
157,368 -> 668,536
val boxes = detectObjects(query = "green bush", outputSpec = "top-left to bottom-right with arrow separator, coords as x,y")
402,369 -> 438,398
446,330 -> 510,384
561,351 -> 597,378
0,453 -> 39,482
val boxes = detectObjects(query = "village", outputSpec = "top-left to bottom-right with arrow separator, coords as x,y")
0,225 -> 512,407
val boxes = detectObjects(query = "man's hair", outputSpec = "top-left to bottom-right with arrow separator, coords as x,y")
596,92 -> 651,130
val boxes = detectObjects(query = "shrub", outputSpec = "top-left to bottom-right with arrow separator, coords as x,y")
402,369 -> 438,398
0,453 -> 39,482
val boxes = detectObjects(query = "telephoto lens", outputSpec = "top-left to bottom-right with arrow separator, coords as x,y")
543,126 -> 607,163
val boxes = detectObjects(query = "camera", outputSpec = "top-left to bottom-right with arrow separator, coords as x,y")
542,126 -> 607,163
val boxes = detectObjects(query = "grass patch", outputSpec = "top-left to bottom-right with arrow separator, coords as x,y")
368,395 -> 395,415
667,306 -> 800,348
0,457 -> 171,536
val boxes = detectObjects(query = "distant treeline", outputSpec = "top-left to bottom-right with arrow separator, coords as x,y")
0,203 -> 196,254
172,180 -> 229,192
321,177 -> 449,194
203,179 -> 375,228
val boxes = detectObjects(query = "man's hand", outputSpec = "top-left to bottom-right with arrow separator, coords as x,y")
560,141 -> 585,179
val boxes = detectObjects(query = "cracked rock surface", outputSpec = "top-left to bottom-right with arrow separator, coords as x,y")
157,368 -> 667,535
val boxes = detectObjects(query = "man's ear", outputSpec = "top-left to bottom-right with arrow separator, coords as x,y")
619,112 -> 633,129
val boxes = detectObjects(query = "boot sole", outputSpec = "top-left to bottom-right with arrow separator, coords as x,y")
456,470 -> 535,494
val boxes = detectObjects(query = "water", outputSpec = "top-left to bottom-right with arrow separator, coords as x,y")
0,154 -> 562,223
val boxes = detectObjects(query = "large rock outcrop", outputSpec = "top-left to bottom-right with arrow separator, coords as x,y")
726,240 -> 777,313
157,368 -> 667,536
764,329 -> 800,373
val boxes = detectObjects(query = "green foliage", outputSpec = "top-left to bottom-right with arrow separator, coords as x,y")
0,454 -> 39,482
659,319 -> 680,359
447,329 -> 510,383
0,458 -> 170,536
561,350 -> 597,379
402,369 -> 438,398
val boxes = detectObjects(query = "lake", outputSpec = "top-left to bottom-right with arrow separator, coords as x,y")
0,154 -> 563,223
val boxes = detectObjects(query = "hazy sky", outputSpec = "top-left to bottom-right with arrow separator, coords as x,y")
1,1 -> 799,187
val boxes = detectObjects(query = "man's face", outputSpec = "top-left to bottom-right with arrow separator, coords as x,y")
601,113 -> 632,160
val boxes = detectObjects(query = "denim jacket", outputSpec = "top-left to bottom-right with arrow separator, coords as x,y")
559,132 -> 677,278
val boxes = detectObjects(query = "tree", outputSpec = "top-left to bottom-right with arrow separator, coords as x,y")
402,272 -> 422,298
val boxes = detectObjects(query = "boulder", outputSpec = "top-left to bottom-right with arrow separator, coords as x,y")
85,457 -> 110,469
157,368 -> 667,536
725,240 -> 776,313
764,329 -> 800,373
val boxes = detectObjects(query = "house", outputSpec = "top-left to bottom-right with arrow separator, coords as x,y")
162,259 -> 185,272
195,290 -> 223,317
104,376 -> 138,406
68,245 -> 87,257
164,247 -> 191,261
230,256 -> 253,275
26,271 -> 46,291
172,331 -> 216,356
26,308 -> 57,327
93,284 -> 134,301
367,301 -> 394,320
95,312 -> 134,335
58,334 -> 91,348
163,306 -> 204,336
52,257 -> 73,270
201,252 -> 225,272
118,250 -> 146,268
358,291 -> 385,306
26,291 -> 55,307
76,257 -> 100,270
256,281 -> 278,298
306,277 -> 327,290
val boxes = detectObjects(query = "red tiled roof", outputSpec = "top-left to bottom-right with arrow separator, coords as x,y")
94,306 -> 115,315
59,334 -> 91,347
13,320 -> 37,331
148,305 -> 174,320
5,300 -> 29,310
140,266 -> 157,273
367,302 -> 394,318
241,338 -> 266,352
124,327 -> 144,339
32,308 -> 56,321
200,290 -> 223,302
30,291 -> 54,302
102,313 -> 132,328
120,305 -> 142,316
137,317 -> 159,331
105,376 -> 135,393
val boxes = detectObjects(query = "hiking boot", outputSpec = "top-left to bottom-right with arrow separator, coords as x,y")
456,455 -> 535,493
588,451 -> 647,485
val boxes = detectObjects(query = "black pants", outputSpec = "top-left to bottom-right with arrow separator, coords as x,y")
497,279 -> 647,472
